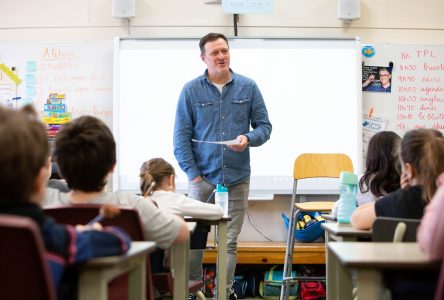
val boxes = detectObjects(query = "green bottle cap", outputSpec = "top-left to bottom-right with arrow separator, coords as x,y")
216,184 -> 228,192
339,171 -> 358,185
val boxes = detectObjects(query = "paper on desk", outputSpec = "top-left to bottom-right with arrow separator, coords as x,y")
192,138 -> 240,145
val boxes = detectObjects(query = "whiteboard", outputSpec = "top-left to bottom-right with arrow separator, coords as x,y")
113,37 -> 363,195
362,44 -> 444,136
0,41 -> 113,127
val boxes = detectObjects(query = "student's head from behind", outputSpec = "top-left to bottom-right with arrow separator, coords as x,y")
400,128 -> 444,203
21,104 -> 39,119
378,67 -> 391,87
139,158 -> 176,196
0,106 -> 50,203
360,131 -> 401,197
53,115 -> 116,192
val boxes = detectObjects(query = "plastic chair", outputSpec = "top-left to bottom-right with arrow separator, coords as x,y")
0,214 -> 57,300
44,204 -> 154,300
372,216 -> 421,242
371,217 -> 437,300
281,153 -> 354,299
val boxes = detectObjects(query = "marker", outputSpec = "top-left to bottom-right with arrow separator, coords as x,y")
369,107 -> 374,118
12,97 -> 21,101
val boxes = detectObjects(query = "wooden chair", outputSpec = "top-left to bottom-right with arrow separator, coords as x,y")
45,204 -> 206,300
0,214 -> 57,300
44,204 -> 155,300
372,216 -> 421,242
281,153 -> 354,299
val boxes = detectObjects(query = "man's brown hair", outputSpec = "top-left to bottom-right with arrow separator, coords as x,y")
199,32 -> 229,55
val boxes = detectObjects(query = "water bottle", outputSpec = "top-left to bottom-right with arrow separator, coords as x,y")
215,184 -> 229,217
337,171 -> 358,223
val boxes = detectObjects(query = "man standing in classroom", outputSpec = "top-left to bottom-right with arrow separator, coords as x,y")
173,32 -> 272,300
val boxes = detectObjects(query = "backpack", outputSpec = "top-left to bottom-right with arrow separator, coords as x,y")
299,281 -> 326,300
259,265 -> 298,299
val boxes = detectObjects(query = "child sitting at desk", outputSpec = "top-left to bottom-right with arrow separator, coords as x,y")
351,128 -> 444,230
139,157 -> 223,277
44,115 -> 189,250
139,157 -> 223,220
0,107 -> 131,298
332,131 -> 401,217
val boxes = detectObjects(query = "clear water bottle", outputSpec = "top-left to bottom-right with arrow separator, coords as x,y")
337,171 -> 358,223
215,184 -> 229,217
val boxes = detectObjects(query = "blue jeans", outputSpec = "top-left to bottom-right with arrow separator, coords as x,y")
188,179 -> 249,294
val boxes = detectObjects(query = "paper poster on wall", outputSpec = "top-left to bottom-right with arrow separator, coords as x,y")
362,65 -> 392,93
362,114 -> 388,161
0,42 -> 113,127
222,0 -> 273,13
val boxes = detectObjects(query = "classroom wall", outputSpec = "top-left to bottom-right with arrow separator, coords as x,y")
1,0 -> 443,241
1,0 -> 444,44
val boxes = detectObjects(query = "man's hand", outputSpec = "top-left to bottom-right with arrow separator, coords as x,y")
192,176 -> 203,183
362,74 -> 375,88
229,135 -> 249,152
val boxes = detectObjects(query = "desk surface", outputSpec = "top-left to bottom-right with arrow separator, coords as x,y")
322,222 -> 372,238
329,242 -> 440,269
83,241 -> 156,267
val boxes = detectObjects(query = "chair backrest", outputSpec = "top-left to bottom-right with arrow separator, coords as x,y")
293,153 -> 354,180
44,204 -> 154,300
44,204 -> 146,240
372,217 -> 421,242
0,214 -> 57,300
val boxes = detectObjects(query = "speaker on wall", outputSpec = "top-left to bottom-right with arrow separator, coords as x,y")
338,0 -> 360,21
112,0 -> 135,18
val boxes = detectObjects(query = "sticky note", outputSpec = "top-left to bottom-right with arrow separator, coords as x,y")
25,74 -> 36,84
27,61 -> 37,72
26,86 -> 36,97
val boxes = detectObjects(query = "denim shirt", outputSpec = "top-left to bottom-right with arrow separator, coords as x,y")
173,70 -> 272,186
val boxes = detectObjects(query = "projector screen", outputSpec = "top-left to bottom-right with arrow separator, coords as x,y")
113,37 -> 362,196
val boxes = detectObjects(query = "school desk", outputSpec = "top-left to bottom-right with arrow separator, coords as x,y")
170,222 -> 197,300
328,242 -> 440,300
186,216 -> 230,300
322,222 -> 372,298
78,241 -> 156,300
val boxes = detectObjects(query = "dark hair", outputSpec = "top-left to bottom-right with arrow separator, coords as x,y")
379,67 -> 391,75
199,33 -> 229,55
53,115 -> 116,192
0,107 -> 49,202
360,131 -> 401,197
139,158 -> 175,196
401,128 -> 444,203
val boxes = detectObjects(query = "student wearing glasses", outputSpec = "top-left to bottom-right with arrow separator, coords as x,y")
362,67 -> 392,92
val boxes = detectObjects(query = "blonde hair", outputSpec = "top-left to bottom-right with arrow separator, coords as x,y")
139,158 -> 175,196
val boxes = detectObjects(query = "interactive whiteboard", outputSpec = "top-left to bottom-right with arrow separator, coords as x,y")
113,37 -> 362,196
